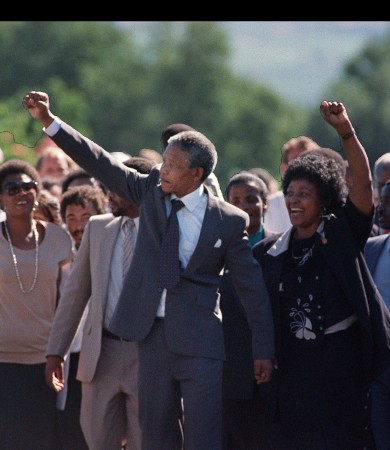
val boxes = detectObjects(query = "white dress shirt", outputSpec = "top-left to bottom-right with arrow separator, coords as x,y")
156,185 -> 207,317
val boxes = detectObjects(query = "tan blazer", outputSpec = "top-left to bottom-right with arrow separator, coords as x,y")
47,213 -> 122,382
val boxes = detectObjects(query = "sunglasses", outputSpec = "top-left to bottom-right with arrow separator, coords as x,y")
2,180 -> 38,196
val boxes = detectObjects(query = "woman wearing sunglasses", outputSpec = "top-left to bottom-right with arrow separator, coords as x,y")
0,159 -> 73,450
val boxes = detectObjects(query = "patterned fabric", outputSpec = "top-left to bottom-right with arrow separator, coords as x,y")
122,219 -> 136,279
159,199 -> 184,289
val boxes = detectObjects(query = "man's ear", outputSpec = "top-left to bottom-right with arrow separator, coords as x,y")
194,167 -> 204,182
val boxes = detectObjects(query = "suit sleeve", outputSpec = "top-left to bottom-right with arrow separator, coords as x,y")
47,221 -> 93,358
226,218 -> 275,360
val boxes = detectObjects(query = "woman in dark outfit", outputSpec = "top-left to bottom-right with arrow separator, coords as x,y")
253,101 -> 390,450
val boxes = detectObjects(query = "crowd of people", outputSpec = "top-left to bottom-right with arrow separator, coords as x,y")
0,90 -> 389,450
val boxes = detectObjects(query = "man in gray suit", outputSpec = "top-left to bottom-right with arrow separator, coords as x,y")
24,90 -> 275,450
46,157 -> 154,450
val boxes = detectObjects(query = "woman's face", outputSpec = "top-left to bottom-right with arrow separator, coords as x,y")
285,178 -> 324,235
228,181 -> 266,234
0,173 -> 38,219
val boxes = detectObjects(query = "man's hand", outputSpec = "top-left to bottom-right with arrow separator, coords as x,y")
23,91 -> 56,128
253,358 -> 276,384
45,354 -> 65,392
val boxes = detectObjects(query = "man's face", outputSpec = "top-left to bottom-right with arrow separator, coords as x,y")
376,184 -> 390,231
64,202 -> 98,249
375,169 -> 390,205
159,145 -> 202,197
228,182 -> 266,235
38,154 -> 70,181
108,191 -> 138,218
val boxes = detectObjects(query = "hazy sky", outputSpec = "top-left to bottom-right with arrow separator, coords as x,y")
117,21 -> 390,107
223,21 -> 390,106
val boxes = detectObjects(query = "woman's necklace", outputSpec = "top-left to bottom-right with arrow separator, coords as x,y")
290,238 -> 316,266
4,220 -> 39,294
291,242 -> 315,260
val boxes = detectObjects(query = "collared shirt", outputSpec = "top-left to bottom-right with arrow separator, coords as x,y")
156,185 -> 208,317
104,216 -> 139,328
372,236 -> 390,311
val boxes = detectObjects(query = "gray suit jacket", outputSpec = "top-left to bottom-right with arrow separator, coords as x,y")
47,213 -> 123,382
50,122 -> 275,361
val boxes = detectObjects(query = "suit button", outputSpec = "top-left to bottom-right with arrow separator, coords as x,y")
158,287 -> 162,293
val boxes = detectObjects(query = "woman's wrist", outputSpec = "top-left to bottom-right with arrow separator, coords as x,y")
339,129 -> 356,140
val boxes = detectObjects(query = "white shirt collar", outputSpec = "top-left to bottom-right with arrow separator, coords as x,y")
171,185 -> 205,213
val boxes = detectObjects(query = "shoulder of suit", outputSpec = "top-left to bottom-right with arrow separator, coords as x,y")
366,233 -> 389,246
88,213 -> 115,224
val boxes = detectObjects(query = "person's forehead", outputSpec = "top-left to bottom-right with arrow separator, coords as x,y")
65,202 -> 98,215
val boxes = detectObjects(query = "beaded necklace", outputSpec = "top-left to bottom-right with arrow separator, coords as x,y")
4,220 -> 39,294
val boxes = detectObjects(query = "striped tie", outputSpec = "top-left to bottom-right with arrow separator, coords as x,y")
123,219 -> 136,279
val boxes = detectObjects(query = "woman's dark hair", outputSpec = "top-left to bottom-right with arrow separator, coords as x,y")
282,151 -> 348,213
0,159 -> 42,193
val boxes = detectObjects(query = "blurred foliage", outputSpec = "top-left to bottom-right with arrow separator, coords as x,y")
5,21 -> 390,191
307,32 -> 390,171
0,21 -> 310,189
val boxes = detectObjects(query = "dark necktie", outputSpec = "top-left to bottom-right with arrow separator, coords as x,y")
159,199 -> 185,289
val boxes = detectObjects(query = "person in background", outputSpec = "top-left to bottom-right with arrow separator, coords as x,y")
46,157 -> 154,450
34,188 -> 63,225
110,151 -> 132,164
373,153 -> 390,204
253,101 -> 390,449
138,148 -> 163,165
35,146 -> 79,203
373,153 -> 390,233
23,90 -> 275,450
41,177 -> 63,200
264,135 -> 320,234
0,159 -> 73,450
61,168 -> 108,196
36,146 -> 78,183
220,171 -> 278,450
365,179 -> 390,450
247,167 -> 279,197
56,185 -> 108,450
60,186 -> 108,250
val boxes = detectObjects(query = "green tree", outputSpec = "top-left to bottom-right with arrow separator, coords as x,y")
0,20 -> 307,187
307,33 -> 390,168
